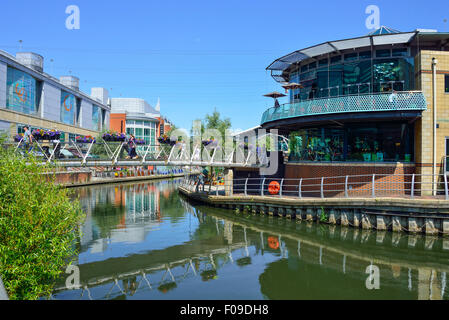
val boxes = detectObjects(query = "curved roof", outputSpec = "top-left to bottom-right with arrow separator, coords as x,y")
266,27 -> 419,74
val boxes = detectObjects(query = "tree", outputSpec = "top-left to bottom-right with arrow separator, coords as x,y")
202,108 -> 232,141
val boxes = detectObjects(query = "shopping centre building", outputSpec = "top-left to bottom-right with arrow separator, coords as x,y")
259,26 -> 449,192
0,50 -> 110,142
109,97 -> 175,153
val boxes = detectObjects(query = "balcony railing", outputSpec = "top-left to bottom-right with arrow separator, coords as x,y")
261,91 -> 427,125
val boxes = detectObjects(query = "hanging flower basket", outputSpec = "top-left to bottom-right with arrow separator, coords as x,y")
103,132 -> 126,142
14,134 -> 24,143
202,139 -> 218,147
76,135 -> 96,144
135,139 -> 146,145
48,130 -> 61,140
158,135 -> 171,145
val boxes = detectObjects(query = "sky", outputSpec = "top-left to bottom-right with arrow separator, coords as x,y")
0,0 -> 448,132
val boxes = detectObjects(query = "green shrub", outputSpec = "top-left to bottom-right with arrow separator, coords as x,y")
319,207 -> 328,223
0,146 -> 85,300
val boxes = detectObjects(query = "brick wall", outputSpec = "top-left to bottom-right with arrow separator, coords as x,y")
284,163 -> 416,197
110,113 -> 126,133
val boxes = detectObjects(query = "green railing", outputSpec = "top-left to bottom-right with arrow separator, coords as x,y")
261,91 -> 427,125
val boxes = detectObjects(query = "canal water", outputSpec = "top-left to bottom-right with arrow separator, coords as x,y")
51,179 -> 449,300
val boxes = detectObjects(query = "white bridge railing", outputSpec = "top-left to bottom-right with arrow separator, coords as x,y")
10,139 -> 271,168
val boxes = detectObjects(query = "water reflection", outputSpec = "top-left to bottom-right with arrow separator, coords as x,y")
52,181 -> 449,300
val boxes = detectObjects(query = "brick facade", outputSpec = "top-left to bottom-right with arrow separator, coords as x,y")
109,113 -> 126,133
285,163 -> 416,197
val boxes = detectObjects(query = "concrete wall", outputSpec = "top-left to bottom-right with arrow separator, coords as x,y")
0,60 -> 6,108
41,82 -> 61,122
80,99 -> 93,130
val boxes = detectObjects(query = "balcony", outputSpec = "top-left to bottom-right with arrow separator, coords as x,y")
261,91 -> 427,126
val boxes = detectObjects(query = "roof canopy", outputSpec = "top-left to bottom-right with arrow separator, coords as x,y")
267,27 -> 421,74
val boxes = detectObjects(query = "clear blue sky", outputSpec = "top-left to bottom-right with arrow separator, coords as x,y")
0,0 -> 448,132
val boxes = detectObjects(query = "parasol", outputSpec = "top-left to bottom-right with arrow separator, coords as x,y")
263,91 -> 286,108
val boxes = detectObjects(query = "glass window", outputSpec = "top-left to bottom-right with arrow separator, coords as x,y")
288,122 -> 413,163
61,91 -> 77,126
392,48 -> 408,57
318,58 -> 328,67
330,55 -> 342,64
308,62 -> 317,70
6,67 -> 38,115
300,65 -> 308,73
445,75 -> 449,93
144,128 -> 151,136
91,105 -> 101,131
135,121 -> 143,126
289,127 -> 344,162
344,53 -> 358,62
376,49 -> 391,58
126,120 -> 135,126
126,127 -> 134,135
373,58 -> 414,92
347,123 -> 412,162
359,51 -> 372,60
135,128 -> 143,138
343,60 -> 372,94
328,64 -> 343,96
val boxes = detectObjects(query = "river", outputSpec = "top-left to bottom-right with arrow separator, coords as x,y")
50,179 -> 449,300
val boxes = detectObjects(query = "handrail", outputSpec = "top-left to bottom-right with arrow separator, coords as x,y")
187,173 -> 449,200
261,91 -> 427,125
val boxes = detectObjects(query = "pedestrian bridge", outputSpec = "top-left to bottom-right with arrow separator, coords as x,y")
13,139 -> 271,168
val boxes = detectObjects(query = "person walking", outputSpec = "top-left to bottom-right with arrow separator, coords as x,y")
128,134 -> 139,160
22,126 -> 34,153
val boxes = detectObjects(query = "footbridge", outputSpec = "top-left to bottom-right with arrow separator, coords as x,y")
12,140 -> 270,168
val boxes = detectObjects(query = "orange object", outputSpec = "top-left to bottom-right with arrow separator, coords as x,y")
268,236 -> 280,250
268,181 -> 280,195
63,95 -> 73,112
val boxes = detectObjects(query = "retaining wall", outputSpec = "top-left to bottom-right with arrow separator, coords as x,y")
178,186 -> 449,236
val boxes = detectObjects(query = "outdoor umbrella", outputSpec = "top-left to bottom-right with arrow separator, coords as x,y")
281,82 -> 303,94
263,91 -> 286,108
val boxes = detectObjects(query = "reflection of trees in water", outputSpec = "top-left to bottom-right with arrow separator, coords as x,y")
91,202 -> 126,239
236,257 -> 252,267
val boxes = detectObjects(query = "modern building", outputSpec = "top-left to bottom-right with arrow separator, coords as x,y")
0,50 -> 110,142
258,27 -> 449,193
110,97 -> 174,148
110,98 -> 160,149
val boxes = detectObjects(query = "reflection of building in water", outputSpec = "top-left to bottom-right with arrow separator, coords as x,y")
223,221 -> 233,245
79,182 -> 173,252
55,200 -> 449,300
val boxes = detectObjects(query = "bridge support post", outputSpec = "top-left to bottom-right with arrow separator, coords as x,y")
224,169 -> 233,196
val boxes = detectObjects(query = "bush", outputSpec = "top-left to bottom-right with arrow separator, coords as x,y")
0,146 -> 85,300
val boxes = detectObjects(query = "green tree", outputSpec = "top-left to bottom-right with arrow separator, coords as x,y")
203,107 -> 231,140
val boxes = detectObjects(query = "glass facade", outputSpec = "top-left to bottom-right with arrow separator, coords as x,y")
288,122 -> 413,163
126,120 -> 157,150
60,91 -> 76,125
6,67 -> 38,114
289,49 -> 414,103
92,105 -> 101,131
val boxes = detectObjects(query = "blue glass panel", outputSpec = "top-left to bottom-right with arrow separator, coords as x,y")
6,67 -> 37,114
61,91 -> 76,125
